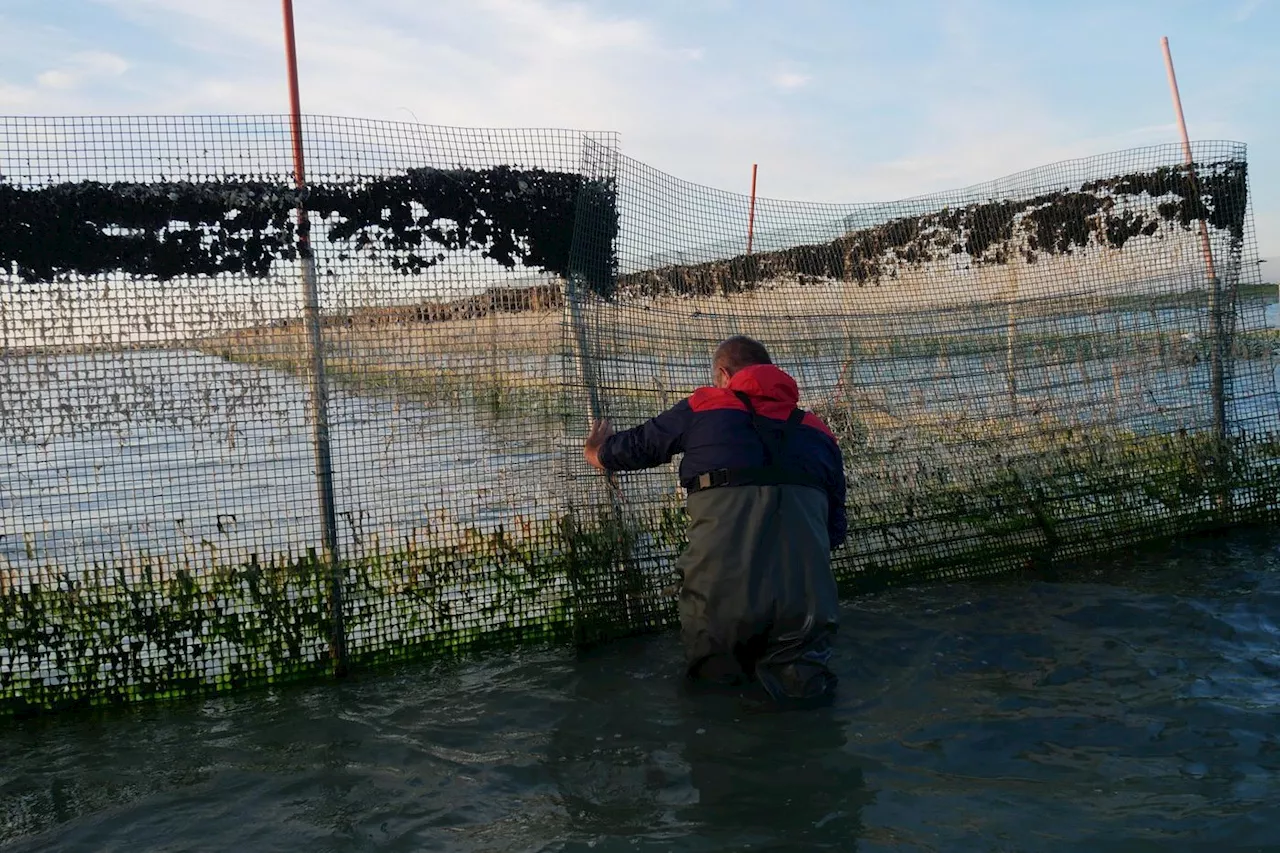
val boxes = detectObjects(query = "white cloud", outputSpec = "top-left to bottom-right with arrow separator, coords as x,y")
77,0 -> 762,165
0,81 -> 35,107
88,0 -> 680,117
36,51 -> 129,91
36,70 -> 76,90
771,71 -> 811,91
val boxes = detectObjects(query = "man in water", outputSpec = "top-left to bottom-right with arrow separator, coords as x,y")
583,335 -> 846,702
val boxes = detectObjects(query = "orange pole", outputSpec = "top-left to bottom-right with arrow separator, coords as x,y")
746,163 -> 758,255
1162,35 -> 1228,496
1161,36 -> 1217,283
283,0 -> 307,189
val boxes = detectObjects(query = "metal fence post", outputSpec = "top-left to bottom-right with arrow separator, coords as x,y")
283,0 -> 347,675
566,136 -> 644,631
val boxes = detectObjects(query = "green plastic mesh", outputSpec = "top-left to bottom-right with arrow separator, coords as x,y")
0,116 -> 1276,716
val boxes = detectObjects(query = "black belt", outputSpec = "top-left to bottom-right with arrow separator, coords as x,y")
685,465 -> 826,494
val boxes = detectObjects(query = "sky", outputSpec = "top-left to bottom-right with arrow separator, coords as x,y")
1,0 -> 1277,267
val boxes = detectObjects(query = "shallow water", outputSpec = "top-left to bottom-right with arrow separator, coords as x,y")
2,526 -> 1279,852
0,349 -> 566,577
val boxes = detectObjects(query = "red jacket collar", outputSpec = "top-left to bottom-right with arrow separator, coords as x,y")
725,364 -> 800,407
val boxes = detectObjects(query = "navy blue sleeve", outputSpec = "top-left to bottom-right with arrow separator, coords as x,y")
598,399 -> 690,471
825,439 -> 848,550
828,455 -> 847,550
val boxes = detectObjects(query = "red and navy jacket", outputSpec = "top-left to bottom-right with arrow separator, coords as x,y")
597,363 -> 847,550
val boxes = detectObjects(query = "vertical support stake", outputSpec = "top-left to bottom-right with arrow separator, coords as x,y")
283,0 -> 346,675
1162,36 -> 1230,512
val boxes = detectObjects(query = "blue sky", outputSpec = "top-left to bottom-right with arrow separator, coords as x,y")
2,0 -> 1277,264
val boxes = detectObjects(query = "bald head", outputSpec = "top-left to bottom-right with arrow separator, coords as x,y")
713,335 -> 772,385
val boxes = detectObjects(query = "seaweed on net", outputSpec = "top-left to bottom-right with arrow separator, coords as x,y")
613,160 -> 1248,298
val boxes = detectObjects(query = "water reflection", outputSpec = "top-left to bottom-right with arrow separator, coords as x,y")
1,528 -> 1279,851
544,636 -> 868,850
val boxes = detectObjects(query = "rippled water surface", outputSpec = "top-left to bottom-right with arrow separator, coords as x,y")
3,527 -> 1280,852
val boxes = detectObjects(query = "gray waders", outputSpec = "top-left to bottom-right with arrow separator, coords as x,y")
678,393 -> 840,701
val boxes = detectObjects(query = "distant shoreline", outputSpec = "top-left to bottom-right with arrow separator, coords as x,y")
1,277 -> 1274,360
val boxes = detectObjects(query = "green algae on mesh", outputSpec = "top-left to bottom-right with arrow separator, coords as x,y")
0,513 -> 649,716
3,430 -> 1279,717
0,551 -> 334,716
829,431 -> 1280,590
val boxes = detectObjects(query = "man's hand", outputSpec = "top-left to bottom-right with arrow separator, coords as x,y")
583,417 -> 614,471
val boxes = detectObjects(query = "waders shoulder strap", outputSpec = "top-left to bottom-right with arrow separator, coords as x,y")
686,392 -> 823,494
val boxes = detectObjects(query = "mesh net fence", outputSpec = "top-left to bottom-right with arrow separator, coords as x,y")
572,142 -> 1280,608
1,116 -> 1277,715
